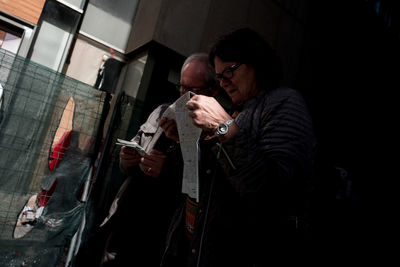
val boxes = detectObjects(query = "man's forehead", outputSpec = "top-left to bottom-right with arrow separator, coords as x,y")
183,60 -> 206,73
181,63 -> 206,84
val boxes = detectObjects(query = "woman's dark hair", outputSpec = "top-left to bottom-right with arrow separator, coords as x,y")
209,27 -> 282,90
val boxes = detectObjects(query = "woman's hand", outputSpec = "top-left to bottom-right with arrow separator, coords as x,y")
186,95 -> 232,133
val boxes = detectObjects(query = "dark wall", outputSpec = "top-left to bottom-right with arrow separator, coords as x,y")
303,0 -> 398,167
299,0 -> 398,257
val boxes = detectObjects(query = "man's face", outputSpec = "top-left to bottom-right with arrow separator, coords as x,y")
179,61 -> 214,96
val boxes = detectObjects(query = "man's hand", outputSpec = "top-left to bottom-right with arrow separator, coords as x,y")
120,146 -> 141,168
140,149 -> 167,178
159,117 -> 180,142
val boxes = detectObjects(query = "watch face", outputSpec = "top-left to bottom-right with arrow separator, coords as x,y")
218,124 -> 228,134
216,119 -> 234,136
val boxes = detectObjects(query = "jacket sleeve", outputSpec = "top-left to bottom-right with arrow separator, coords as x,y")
119,104 -> 170,175
216,88 -> 316,196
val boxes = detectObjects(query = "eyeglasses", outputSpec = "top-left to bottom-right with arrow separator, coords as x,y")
175,83 -> 209,94
215,63 -> 242,82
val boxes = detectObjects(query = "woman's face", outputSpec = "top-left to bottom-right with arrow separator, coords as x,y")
214,57 -> 259,105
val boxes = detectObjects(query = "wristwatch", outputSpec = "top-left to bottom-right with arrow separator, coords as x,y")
215,119 -> 234,136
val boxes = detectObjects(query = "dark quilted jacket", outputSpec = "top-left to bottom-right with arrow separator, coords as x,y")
161,87 -> 316,267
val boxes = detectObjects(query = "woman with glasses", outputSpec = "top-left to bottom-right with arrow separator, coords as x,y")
161,28 -> 316,267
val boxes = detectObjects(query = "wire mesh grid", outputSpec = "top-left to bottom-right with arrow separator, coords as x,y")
0,48 -> 106,266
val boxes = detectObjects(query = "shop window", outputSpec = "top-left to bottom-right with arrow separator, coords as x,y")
0,16 -> 34,56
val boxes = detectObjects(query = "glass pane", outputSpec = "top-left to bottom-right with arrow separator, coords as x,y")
80,0 -> 139,52
30,22 -> 71,70
0,31 -> 22,54
0,15 -> 34,57
124,52 -> 147,97
0,18 -> 25,55
57,0 -> 86,10
29,1 -> 80,71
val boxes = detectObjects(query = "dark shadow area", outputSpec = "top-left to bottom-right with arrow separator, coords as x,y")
299,0 -> 399,261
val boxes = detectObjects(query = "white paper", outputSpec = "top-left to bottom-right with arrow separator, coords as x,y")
115,138 -> 147,157
162,92 -> 202,201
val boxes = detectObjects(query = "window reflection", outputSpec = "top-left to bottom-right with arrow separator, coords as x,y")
49,97 -> 74,171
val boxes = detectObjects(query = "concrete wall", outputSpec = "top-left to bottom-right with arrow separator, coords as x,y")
126,0 -> 310,87
153,0 -> 213,55
126,0 -> 163,52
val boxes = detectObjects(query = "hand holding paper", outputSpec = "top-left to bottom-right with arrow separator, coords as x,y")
159,117 -> 179,142
116,138 -> 146,157
161,92 -> 202,201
